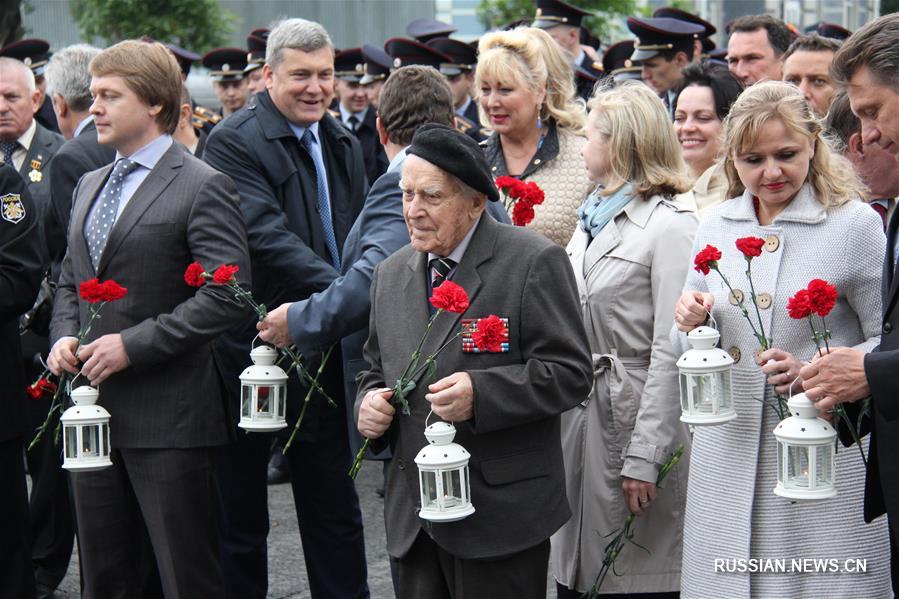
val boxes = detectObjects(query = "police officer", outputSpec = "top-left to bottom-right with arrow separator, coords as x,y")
627,16 -> 706,116
531,0 -> 603,101
406,18 -> 457,43
0,39 -> 59,134
245,29 -> 269,97
654,6 -> 719,63
0,163 -> 46,599
202,47 -> 250,118
602,40 -> 643,84
359,43 -> 392,108
333,47 -> 388,184
427,37 -> 484,140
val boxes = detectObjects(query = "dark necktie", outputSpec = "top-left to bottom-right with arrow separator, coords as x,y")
86,158 -> 140,269
430,257 -> 456,289
300,128 -> 340,269
0,140 -> 19,166
348,115 -> 359,133
872,201 -> 888,231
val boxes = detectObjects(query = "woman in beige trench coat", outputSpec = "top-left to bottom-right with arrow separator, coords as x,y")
551,82 -> 697,598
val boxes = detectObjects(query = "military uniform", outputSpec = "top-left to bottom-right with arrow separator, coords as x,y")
531,0 -> 604,101
334,47 -> 388,184
654,6 -> 719,61
0,39 -> 59,134
406,18 -> 457,43
602,40 -> 642,84
427,37 -> 486,141
202,47 -> 249,118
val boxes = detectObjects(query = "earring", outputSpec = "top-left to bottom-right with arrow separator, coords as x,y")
536,106 -> 543,129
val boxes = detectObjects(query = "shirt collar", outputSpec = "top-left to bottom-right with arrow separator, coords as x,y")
288,120 -> 321,145
116,134 -> 173,170
74,115 -> 94,138
338,103 -> 367,126
429,214 -> 482,264
16,119 -> 36,149
483,119 -> 560,179
388,146 -> 408,173
720,183 -> 828,225
455,96 -> 472,117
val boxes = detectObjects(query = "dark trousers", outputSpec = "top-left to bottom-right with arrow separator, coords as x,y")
556,583 -> 679,599
397,530 -> 550,599
70,447 -> 224,599
214,401 -> 368,599
0,436 -> 36,599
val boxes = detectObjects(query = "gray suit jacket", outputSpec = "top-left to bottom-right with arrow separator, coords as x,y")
356,215 -> 593,560
20,122 -> 64,216
50,141 -> 251,448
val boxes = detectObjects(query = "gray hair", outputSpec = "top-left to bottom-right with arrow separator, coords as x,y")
266,18 -> 333,70
0,57 -> 36,91
45,44 -> 101,113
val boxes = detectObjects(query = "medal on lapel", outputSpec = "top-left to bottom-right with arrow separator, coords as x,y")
28,155 -> 43,183
461,316 -> 509,353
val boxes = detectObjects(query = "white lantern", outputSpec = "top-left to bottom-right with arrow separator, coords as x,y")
61,385 -> 112,472
677,326 -> 736,425
773,392 -> 837,501
414,417 -> 475,522
238,344 -> 288,432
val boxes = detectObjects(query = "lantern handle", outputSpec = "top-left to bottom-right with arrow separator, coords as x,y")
425,409 -> 451,427
251,333 -> 263,349
70,371 -> 87,390
704,307 -> 718,331
787,374 -> 802,401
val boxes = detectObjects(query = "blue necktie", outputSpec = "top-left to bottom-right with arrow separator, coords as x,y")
300,129 -> 340,269
86,158 -> 139,269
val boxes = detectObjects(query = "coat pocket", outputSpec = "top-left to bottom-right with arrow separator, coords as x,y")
480,450 -> 550,486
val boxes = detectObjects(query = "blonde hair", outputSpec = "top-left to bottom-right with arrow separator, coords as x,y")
476,27 -> 585,134
588,80 -> 691,198
721,81 -> 866,205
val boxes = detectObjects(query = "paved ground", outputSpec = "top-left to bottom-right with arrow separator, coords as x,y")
50,459 -> 556,598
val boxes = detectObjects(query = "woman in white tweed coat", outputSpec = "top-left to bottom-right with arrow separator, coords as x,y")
674,82 -> 891,598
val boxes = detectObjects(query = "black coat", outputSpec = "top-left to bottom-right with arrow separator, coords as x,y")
44,121 -> 116,281
19,123 -> 64,217
204,91 -> 368,439
35,95 -> 60,134
0,164 -> 46,442
862,209 -> 899,534
348,107 -> 388,185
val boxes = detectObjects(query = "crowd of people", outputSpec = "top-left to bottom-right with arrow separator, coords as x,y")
2,1 -> 899,598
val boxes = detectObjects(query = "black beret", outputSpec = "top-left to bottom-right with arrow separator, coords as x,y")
407,124 -> 499,202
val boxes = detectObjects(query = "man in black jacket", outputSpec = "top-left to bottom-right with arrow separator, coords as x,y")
0,163 -> 47,599
204,18 -> 369,599
801,11 -> 899,579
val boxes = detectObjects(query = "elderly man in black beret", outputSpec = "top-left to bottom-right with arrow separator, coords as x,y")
355,124 -> 593,599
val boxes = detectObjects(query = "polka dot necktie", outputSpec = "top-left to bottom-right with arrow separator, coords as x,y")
86,158 -> 139,269
299,129 -> 340,269
0,140 -> 19,166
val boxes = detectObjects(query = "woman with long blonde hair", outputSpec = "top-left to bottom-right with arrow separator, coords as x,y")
552,80 -> 696,598
476,27 -> 592,246
673,81 -> 890,598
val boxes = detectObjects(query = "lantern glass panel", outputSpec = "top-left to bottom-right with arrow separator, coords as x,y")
256,386 -> 273,417
241,385 -> 252,417
688,373 -> 730,413
82,425 -> 99,457
442,469 -> 463,508
65,427 -> 77,459
786,445 -> 810,489
815,445 -> 833,486
777,441 -> 784,484
101,424 -> 109,455
421,470 -> 438,508
277,387 -> 286,418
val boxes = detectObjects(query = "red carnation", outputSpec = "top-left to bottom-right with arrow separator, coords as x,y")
212,264 -> 240,285
512,200 -> 536,226
429,280 -> 470,314
26,377 -> 57,399
735,236 -> 765,259
495,176 -> 520,193
79,278 -> 105,303
472,315 -> 506,353
184,261 -> 206,287
693,245 -> 722,275
523,181 -> 545,205
806,279 -> 838,317
786,289 -> 812,319
99,280 -> 127,302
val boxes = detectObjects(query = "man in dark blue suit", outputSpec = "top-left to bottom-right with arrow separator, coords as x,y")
256,65 -> 509,459
203,18 -> 369,599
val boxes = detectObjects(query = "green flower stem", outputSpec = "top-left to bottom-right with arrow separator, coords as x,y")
586,445 -> 684,597
712,267 -> 765,347
744,259 -> 770,350
283,344 -> 335,453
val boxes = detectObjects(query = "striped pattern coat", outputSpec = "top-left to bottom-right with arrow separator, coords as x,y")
674,186 -> 891,598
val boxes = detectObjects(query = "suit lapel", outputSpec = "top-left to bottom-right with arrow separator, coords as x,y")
583,217 -> 621,275
71,164 -> 114,274
19,125 -> 46,180
884,208 -> 899,320
96,144 -> 183,276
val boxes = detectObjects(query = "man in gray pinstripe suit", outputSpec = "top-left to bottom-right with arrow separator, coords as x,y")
48,40 -> 251,598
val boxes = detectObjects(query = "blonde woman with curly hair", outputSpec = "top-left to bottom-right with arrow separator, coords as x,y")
673,81 -> 890,598
477,26 -> 592,246
552,81 -> 696,598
